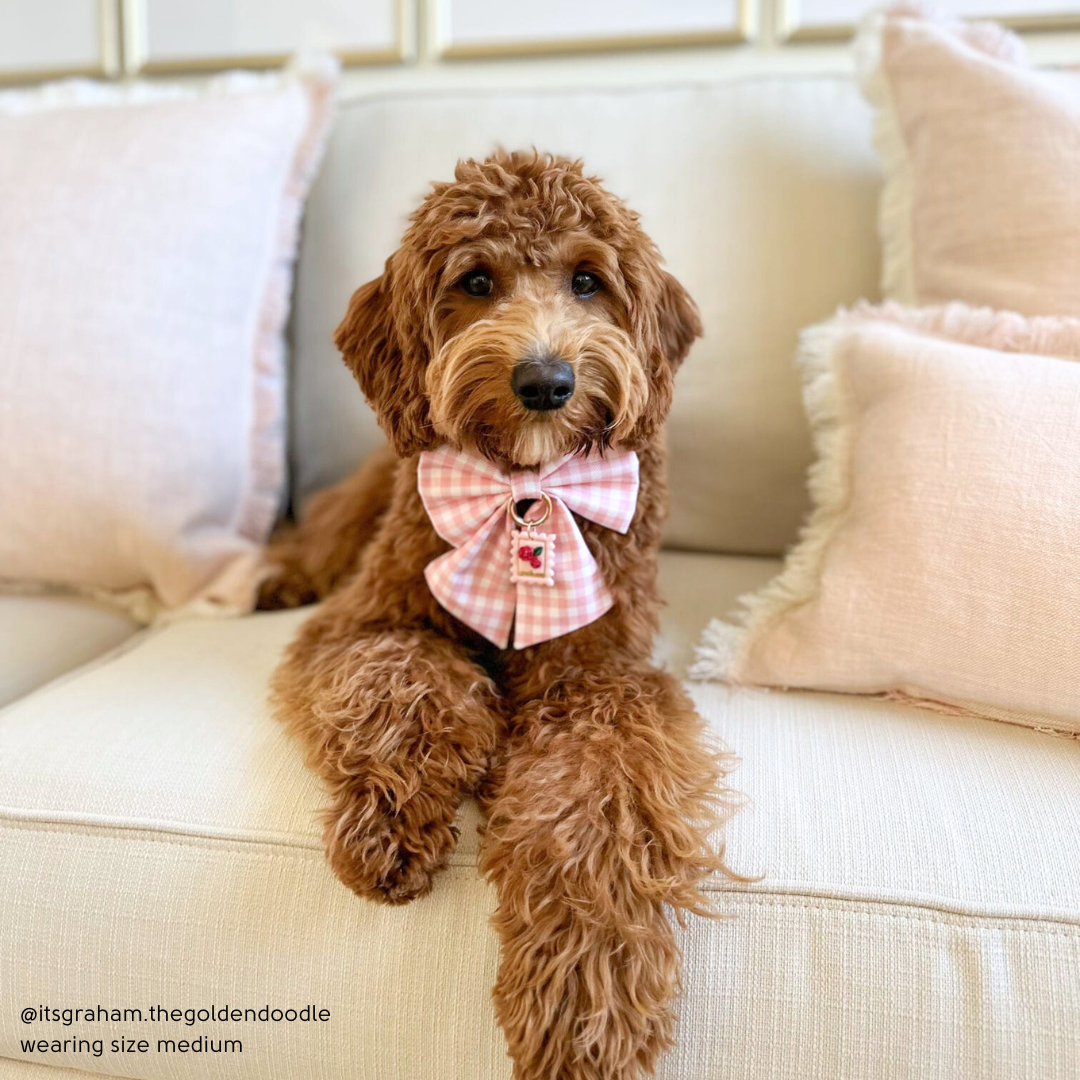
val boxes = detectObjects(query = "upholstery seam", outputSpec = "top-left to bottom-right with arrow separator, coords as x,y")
0,624 -> 157,723
333,75 -> 855,116
713,890 -> 1080,933
3,815 -> 1078,932
0,812 -> 479,867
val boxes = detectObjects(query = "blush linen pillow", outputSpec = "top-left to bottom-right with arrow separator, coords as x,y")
692,303 -> 1080,738
857,4 -> 1080,317
0,62 -> 335,618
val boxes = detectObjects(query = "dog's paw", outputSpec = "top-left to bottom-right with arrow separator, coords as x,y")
323,787 -> 459,905
255,557 -> 319,610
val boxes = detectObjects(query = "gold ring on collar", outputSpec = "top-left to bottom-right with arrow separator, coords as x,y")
507,491 -> 552,527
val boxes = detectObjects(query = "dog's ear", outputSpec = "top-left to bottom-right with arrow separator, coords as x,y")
335,264 -> 433,457
656,271 -> 702,373
626,267 -> 702,446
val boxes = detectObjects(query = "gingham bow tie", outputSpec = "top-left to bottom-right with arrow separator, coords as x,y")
418,445 -> 639,649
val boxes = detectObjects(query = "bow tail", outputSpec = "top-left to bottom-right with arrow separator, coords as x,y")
512,502 -> 614,649
425,516 -> 516,648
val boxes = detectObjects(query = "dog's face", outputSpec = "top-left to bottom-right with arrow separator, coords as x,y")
336,151 -> 701,466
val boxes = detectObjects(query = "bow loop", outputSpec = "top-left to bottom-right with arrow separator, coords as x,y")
417,446 -> 640,648
509,467 -> 542,504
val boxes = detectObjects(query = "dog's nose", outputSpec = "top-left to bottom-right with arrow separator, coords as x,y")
511,356 -> 575,411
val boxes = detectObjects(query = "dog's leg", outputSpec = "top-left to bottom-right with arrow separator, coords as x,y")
257,444 -> 398,609
480,663 -> 737,1080
273,612 -> 501,904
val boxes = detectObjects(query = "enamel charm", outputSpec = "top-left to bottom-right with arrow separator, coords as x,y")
509,492 -> 556,587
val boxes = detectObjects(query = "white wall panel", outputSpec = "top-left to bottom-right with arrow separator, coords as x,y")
781,0 -> 1080,39
1,0 -> 1077,85
124,0 -> 404,72
436,0 -> 755,57
0,0 -> 116,80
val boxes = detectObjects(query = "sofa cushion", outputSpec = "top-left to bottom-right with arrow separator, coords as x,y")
858,7 -> 1080,319
0,1065 -> 106,1080
0,66 -> 334,617
0,553 -> 774,845
652,551 -> 778,677
697,303 -> 1080,737
0,594 -> 139,709
291,77 -> 881,556
2,554 -> 1078,1079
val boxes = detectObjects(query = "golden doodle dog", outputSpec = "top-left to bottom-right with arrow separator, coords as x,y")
260,149 -> 739,1080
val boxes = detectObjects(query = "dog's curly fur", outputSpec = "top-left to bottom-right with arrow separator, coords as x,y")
262,150 -> 740,1080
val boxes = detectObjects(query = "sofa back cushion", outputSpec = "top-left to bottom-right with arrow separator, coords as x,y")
291,77 -> 880,555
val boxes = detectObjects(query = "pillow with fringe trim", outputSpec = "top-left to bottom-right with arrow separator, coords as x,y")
857,3 -> 1080,318
0,58 -> 336,621
692,302 -> 1080,739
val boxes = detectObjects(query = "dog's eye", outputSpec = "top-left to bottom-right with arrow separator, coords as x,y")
571,271 -> 600,298
460,270 -> 493,297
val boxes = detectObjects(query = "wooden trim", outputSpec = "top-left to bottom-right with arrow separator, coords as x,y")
999,11 -> 1080,31
777,0 -> 1080,42
99,0 -> 123,75
433,0 -> 758,59
120,0 -> 410,75
0,62 -> 106,86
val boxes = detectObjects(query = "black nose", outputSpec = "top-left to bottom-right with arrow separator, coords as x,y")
511,356 -> 575,411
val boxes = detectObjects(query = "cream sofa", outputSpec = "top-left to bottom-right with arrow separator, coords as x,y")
2,76 -> 1078,1080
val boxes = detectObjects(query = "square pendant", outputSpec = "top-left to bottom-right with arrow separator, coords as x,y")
510,529 -> 556,586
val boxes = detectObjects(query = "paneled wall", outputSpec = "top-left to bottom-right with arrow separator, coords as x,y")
433,1 -> 755,57
781,0 -> 1080,38
2,0 -> 1079,85
1,1 -> 121,79
126,0 -> 406,71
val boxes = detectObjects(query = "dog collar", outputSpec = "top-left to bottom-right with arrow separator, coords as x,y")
417,445 -> 639,648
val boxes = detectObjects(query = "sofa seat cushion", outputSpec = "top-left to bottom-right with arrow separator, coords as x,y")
0,594 -> 139,709
0,1065 -> 108,1080
2,553 -> 1078,1080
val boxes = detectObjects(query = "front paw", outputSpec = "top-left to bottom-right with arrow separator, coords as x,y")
323,780 -> 459,904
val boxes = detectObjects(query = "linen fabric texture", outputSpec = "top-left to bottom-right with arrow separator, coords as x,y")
2,579 -> 1077,1079
0,62 -> 335,618
694,303 -> 1080,737
858,3 -> 1080,317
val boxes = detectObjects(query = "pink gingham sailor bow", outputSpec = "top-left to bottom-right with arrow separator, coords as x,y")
418,445 -> 639,648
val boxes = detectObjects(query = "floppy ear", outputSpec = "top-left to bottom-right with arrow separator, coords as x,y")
656,270 -> 702,372
627,268 -> 702,446
334,264 -> 433,457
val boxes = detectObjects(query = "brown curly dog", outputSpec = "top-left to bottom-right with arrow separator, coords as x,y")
261,150 -> 740,1080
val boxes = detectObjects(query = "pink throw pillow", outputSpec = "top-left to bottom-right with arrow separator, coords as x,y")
0,63 -> 335,618
693,303 -> 1080,738
857,4 -> 1080,317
